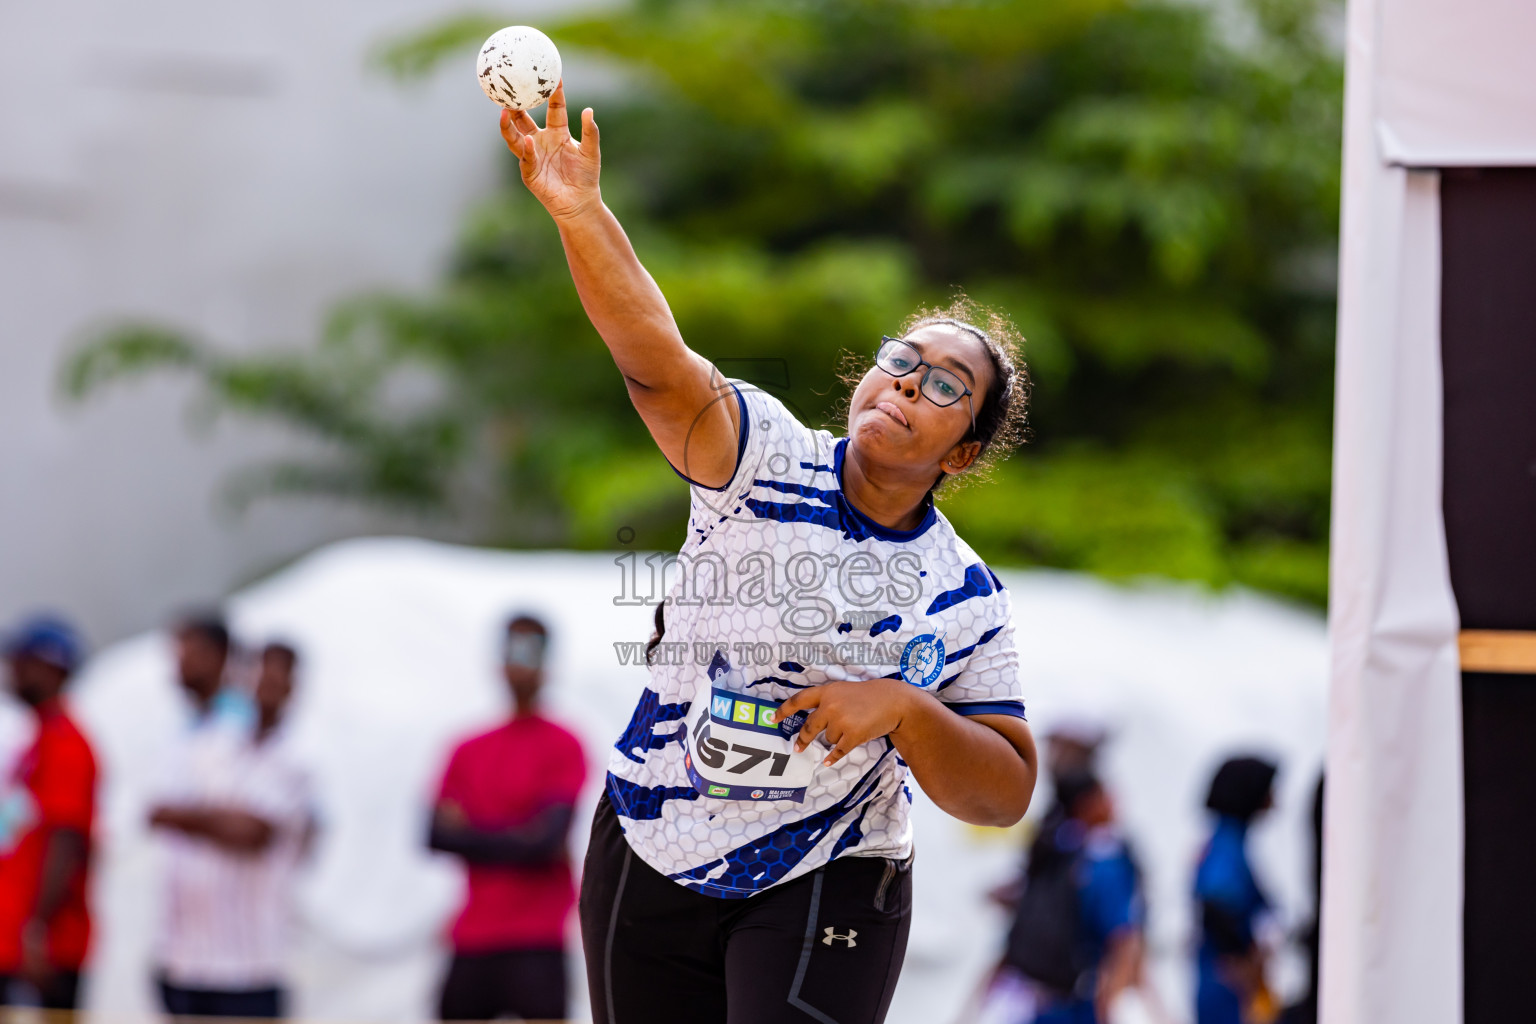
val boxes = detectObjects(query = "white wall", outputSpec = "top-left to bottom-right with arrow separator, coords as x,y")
0,0 -> 594,644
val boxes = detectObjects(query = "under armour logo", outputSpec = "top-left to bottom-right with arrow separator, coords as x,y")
822,927 -> 858,947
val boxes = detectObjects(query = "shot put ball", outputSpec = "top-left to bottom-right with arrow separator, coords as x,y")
476,26 -> 561,112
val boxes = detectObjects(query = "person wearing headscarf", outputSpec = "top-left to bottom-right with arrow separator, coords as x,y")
1194,756 -> 1278,1024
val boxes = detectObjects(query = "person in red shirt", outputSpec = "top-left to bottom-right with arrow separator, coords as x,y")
0,617 -> 96,1010
428,614 -> 587,1022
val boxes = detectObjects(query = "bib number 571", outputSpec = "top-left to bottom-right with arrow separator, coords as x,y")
695,724 -> 791,777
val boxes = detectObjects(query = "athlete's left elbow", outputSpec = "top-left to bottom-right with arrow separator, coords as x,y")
963,805 -> 1026,829
965,786 -> 1033,828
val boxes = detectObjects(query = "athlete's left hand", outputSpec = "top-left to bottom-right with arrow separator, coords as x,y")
773,679 -> 919,767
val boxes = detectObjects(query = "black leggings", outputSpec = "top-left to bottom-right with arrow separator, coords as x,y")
580,793 -> 912,1024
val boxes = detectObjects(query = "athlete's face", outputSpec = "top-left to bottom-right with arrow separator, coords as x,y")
847,324 -> 993,479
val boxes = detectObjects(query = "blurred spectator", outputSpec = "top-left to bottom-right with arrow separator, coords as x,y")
1194,756 -> 1279,1024
148,628 -> 314,1018
982,772 -> 1145,1024
0,617 -> 96,1010
1043,715 -> 1108,781
990,717 -> 1111,911
428,614 -> 586,1022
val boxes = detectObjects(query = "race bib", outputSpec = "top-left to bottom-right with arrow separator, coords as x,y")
682,658 -> 825,802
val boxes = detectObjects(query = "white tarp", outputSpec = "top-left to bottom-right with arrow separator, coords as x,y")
1375,0 -> 1536,165
0,538 -> 1331,1023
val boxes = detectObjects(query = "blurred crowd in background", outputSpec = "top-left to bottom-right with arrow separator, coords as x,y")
1,606 -> 1321,1024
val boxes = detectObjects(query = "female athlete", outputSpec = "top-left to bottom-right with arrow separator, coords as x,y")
500,85 -> 1039,1024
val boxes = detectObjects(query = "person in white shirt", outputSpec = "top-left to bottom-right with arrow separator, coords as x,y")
148,628 -> 313,1019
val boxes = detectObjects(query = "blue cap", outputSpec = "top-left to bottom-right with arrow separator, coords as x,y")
4,616 -> 85,674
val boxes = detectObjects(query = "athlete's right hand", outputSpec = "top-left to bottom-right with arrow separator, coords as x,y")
500,82 -> 601,223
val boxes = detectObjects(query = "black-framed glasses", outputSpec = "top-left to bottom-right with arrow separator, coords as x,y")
876,336 -> 977,435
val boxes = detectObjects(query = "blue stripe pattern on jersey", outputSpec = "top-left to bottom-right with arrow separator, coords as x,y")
925,563 -> 996,614
742,440 -> 938,543
741,479 -> 888,543
668,746 -> 897,897
829,803 -> 870,858
754,478 -> 839,502
945,625 -> 1003,666
745,493 -> 875,541
606,772 -> 701,820
614,689 -> 691,764
746,674 -> 812,690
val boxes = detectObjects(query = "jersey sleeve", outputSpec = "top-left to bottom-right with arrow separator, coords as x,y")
936,596 -> 1026,719
676,380 -> 818,504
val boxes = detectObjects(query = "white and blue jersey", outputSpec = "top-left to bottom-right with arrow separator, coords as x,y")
607,380 -> 1026,898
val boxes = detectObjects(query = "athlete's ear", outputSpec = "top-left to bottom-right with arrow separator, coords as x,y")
942,440 -> 982,474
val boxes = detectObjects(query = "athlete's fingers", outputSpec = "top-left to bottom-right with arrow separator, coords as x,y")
823,742 -> 852,767
546,80 -> 569,132
824,719 -> 877,766
510,107 -> 540,136
500,114 -> 535,164
795,707 -> 832,754
581,107 -> 600,162
499,109 -> 520,151
773,687 -> 823,722
820,723 -> 853,767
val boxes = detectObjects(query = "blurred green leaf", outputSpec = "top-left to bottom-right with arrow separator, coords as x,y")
62,325 -> 204,398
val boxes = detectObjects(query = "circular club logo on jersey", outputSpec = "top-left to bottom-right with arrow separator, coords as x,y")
900,634 -> 945,688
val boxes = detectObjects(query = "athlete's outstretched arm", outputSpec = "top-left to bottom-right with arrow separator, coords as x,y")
774,679 -> 1038,827
499,85 -> 740,487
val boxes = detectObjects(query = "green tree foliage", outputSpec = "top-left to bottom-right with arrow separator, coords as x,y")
66,0 -> 1341,604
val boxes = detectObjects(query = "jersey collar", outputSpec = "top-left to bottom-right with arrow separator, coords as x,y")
833,438 -> 937,542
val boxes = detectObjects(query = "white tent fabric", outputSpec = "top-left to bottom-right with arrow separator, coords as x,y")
1375,0 -> 1536,165
1324,158 -> 1461,1022
1319,0 -> 1536,1019
13,538 -> 1331,1023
